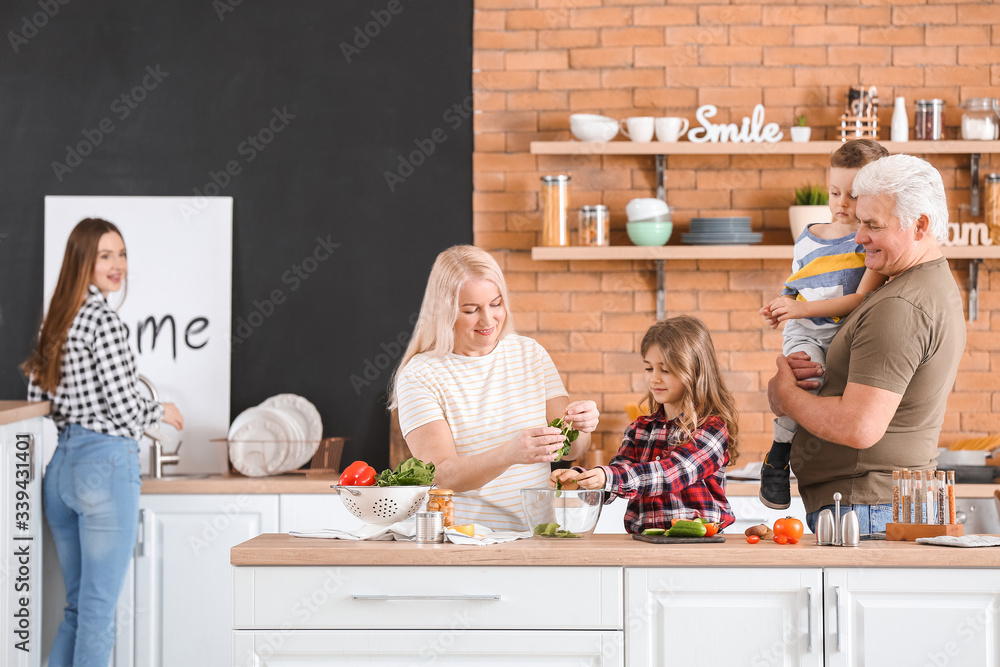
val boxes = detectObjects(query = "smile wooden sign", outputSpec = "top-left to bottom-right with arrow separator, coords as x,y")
687,104 -> 783,144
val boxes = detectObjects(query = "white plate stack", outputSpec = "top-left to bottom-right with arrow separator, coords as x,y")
228,394 -> 323,477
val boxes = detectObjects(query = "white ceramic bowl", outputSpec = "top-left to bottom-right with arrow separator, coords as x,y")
331,485 -> 432,526
626,197 -> 670,222
570,114 -> 618,142
520,488 -> 605,538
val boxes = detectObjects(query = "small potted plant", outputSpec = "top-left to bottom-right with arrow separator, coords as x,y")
790,114 -> 811,143
788,183 -> 830,239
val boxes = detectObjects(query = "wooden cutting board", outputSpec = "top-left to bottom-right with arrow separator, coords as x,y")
632,533 -> 726,544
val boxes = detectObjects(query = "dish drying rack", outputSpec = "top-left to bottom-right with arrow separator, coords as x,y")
217,436 -> 345,478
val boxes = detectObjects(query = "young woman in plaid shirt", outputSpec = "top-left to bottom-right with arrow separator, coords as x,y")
552,315 -> 739,534
23,218 -> 183,667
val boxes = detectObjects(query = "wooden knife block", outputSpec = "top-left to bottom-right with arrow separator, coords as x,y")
885,523 -> 963,541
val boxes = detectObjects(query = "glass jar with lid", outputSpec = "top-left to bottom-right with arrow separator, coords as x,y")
961,98 -> 1000,140
426,489 -> 455,527
986,173 -> 1000,246
578,205 -> 610,246
914,99 -> 945,140
540,175 -> 571,246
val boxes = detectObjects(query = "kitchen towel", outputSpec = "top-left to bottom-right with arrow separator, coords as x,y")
915,535 -> 1000,548
443,525 -> 533,545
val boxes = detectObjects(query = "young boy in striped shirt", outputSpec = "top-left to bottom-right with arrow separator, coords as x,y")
758,139 -> 890,509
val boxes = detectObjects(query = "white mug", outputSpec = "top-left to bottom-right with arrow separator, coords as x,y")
655,116 -> 690,142
620,116 -> 655,142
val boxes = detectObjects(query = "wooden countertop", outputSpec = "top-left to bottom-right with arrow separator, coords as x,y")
141,473 -> 342,494
231,532 -> 1000,568
0,400 -> 49,425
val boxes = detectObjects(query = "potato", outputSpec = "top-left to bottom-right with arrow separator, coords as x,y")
745,523 -> 769,538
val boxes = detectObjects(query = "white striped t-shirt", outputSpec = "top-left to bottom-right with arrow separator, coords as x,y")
396,334 -> 568,531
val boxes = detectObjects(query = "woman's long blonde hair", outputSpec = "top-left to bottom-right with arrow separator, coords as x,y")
22,218 -> 126,393
639,315 -> 740,464
387,245 -> 515,410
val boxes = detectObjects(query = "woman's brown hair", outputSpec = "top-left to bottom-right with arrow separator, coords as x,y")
639,315 -> 740,465
22,218 -> 125,393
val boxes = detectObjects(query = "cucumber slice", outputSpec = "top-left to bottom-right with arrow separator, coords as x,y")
642,528 -> 666,535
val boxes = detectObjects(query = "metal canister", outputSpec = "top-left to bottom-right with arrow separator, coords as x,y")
415,511 -> 444,543
914,99 -> 945,140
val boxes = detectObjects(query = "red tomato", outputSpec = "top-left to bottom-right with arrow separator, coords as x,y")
746,535 -> 760,544
787,536 -> 799,545
773,517 -> 805,542
773,534 -> 789,545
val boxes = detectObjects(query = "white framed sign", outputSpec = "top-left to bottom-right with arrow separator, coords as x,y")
43,196 -> 232,473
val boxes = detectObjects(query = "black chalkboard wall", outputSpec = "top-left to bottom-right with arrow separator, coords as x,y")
0,1 -> 473,471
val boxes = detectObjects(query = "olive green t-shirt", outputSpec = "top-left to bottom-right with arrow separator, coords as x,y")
790,257 -> 966,513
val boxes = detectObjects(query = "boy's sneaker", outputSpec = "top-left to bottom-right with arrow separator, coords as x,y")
759,454 -> 791,510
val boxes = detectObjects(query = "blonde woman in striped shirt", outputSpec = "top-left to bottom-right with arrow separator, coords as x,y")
389,246 -> 599,531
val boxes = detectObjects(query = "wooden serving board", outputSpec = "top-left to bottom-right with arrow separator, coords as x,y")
632,534 -> 726,544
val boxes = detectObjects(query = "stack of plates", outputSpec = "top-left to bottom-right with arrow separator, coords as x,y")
228,394 -> 323,477
681,217 -> 762,245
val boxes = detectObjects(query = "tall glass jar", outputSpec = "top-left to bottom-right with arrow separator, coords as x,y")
961,98 -> 1000,140
426,489 -> 455,527
914,99 -> 945,140
578,205 -> 610,246
540,175 -> 570,246
986,173 -> 1000,246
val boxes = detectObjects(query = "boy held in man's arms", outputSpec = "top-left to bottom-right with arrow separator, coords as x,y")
758,139 -> 890,509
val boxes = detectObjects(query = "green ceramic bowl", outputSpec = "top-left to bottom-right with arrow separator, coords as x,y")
626,221 -> 673,246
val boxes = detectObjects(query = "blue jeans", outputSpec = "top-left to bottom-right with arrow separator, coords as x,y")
43,424 -> 141,667
806,503 -> 893,535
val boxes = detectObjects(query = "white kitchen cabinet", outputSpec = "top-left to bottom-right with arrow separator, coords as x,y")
626,567 -> 824,667
825,568 -> 1000,667
234,630 -> 623,666
1,416 -> 44,667
277,493 -> 363,533
133,494 -> 278,667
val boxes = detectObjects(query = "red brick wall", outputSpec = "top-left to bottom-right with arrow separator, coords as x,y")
472,0 -> 1000,462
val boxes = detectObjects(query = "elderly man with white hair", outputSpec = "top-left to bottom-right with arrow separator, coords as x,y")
767,153 -> 966,534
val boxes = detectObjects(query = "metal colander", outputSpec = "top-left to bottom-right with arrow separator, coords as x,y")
331,485 -> 432,526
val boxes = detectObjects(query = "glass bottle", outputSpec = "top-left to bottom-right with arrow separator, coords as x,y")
891,96 -> 909,142
961,98 -> 1000,141
912,471 -> 924,524
540,175 -> 571,246
946,471 -> 957,524
426,489 -> 455,527
891,470 -> 901,524
914,99 -> 945,140
924,470 -> 935,525
578,205 -> 610,246
936,470 -> 947,525
900,469 -> 911,524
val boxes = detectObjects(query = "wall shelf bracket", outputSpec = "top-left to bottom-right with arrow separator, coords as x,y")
969,258 -> 982,321
655,154 -> 666,202
970,153 -> 981,216
656,259 -> 665,320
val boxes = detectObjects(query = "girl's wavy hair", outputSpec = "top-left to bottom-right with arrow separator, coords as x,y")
387,245 -> 514,410
639,315 -> 739,464
22,218 -> 126,393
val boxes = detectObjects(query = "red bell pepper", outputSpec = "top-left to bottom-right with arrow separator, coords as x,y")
339,460 -> 376,486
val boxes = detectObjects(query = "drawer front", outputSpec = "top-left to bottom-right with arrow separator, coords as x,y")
233,630 -> 623,667
234,565 -> 622,630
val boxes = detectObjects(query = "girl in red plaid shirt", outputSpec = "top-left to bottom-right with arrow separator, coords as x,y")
551,315 -> 739,534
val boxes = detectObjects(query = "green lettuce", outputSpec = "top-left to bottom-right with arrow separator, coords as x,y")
375,457 -> 436,486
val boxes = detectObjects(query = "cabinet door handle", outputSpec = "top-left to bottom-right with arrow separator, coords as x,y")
806,587 -> 813,652
835,585 -> 843,652
351,594 -> 501,601
135,509 -> 146,557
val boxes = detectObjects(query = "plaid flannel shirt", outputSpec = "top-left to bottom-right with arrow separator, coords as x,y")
600,408 -> 735,534
27,285 -> 163,440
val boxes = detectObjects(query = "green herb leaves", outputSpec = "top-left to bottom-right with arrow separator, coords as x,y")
548,417 -> 579,462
